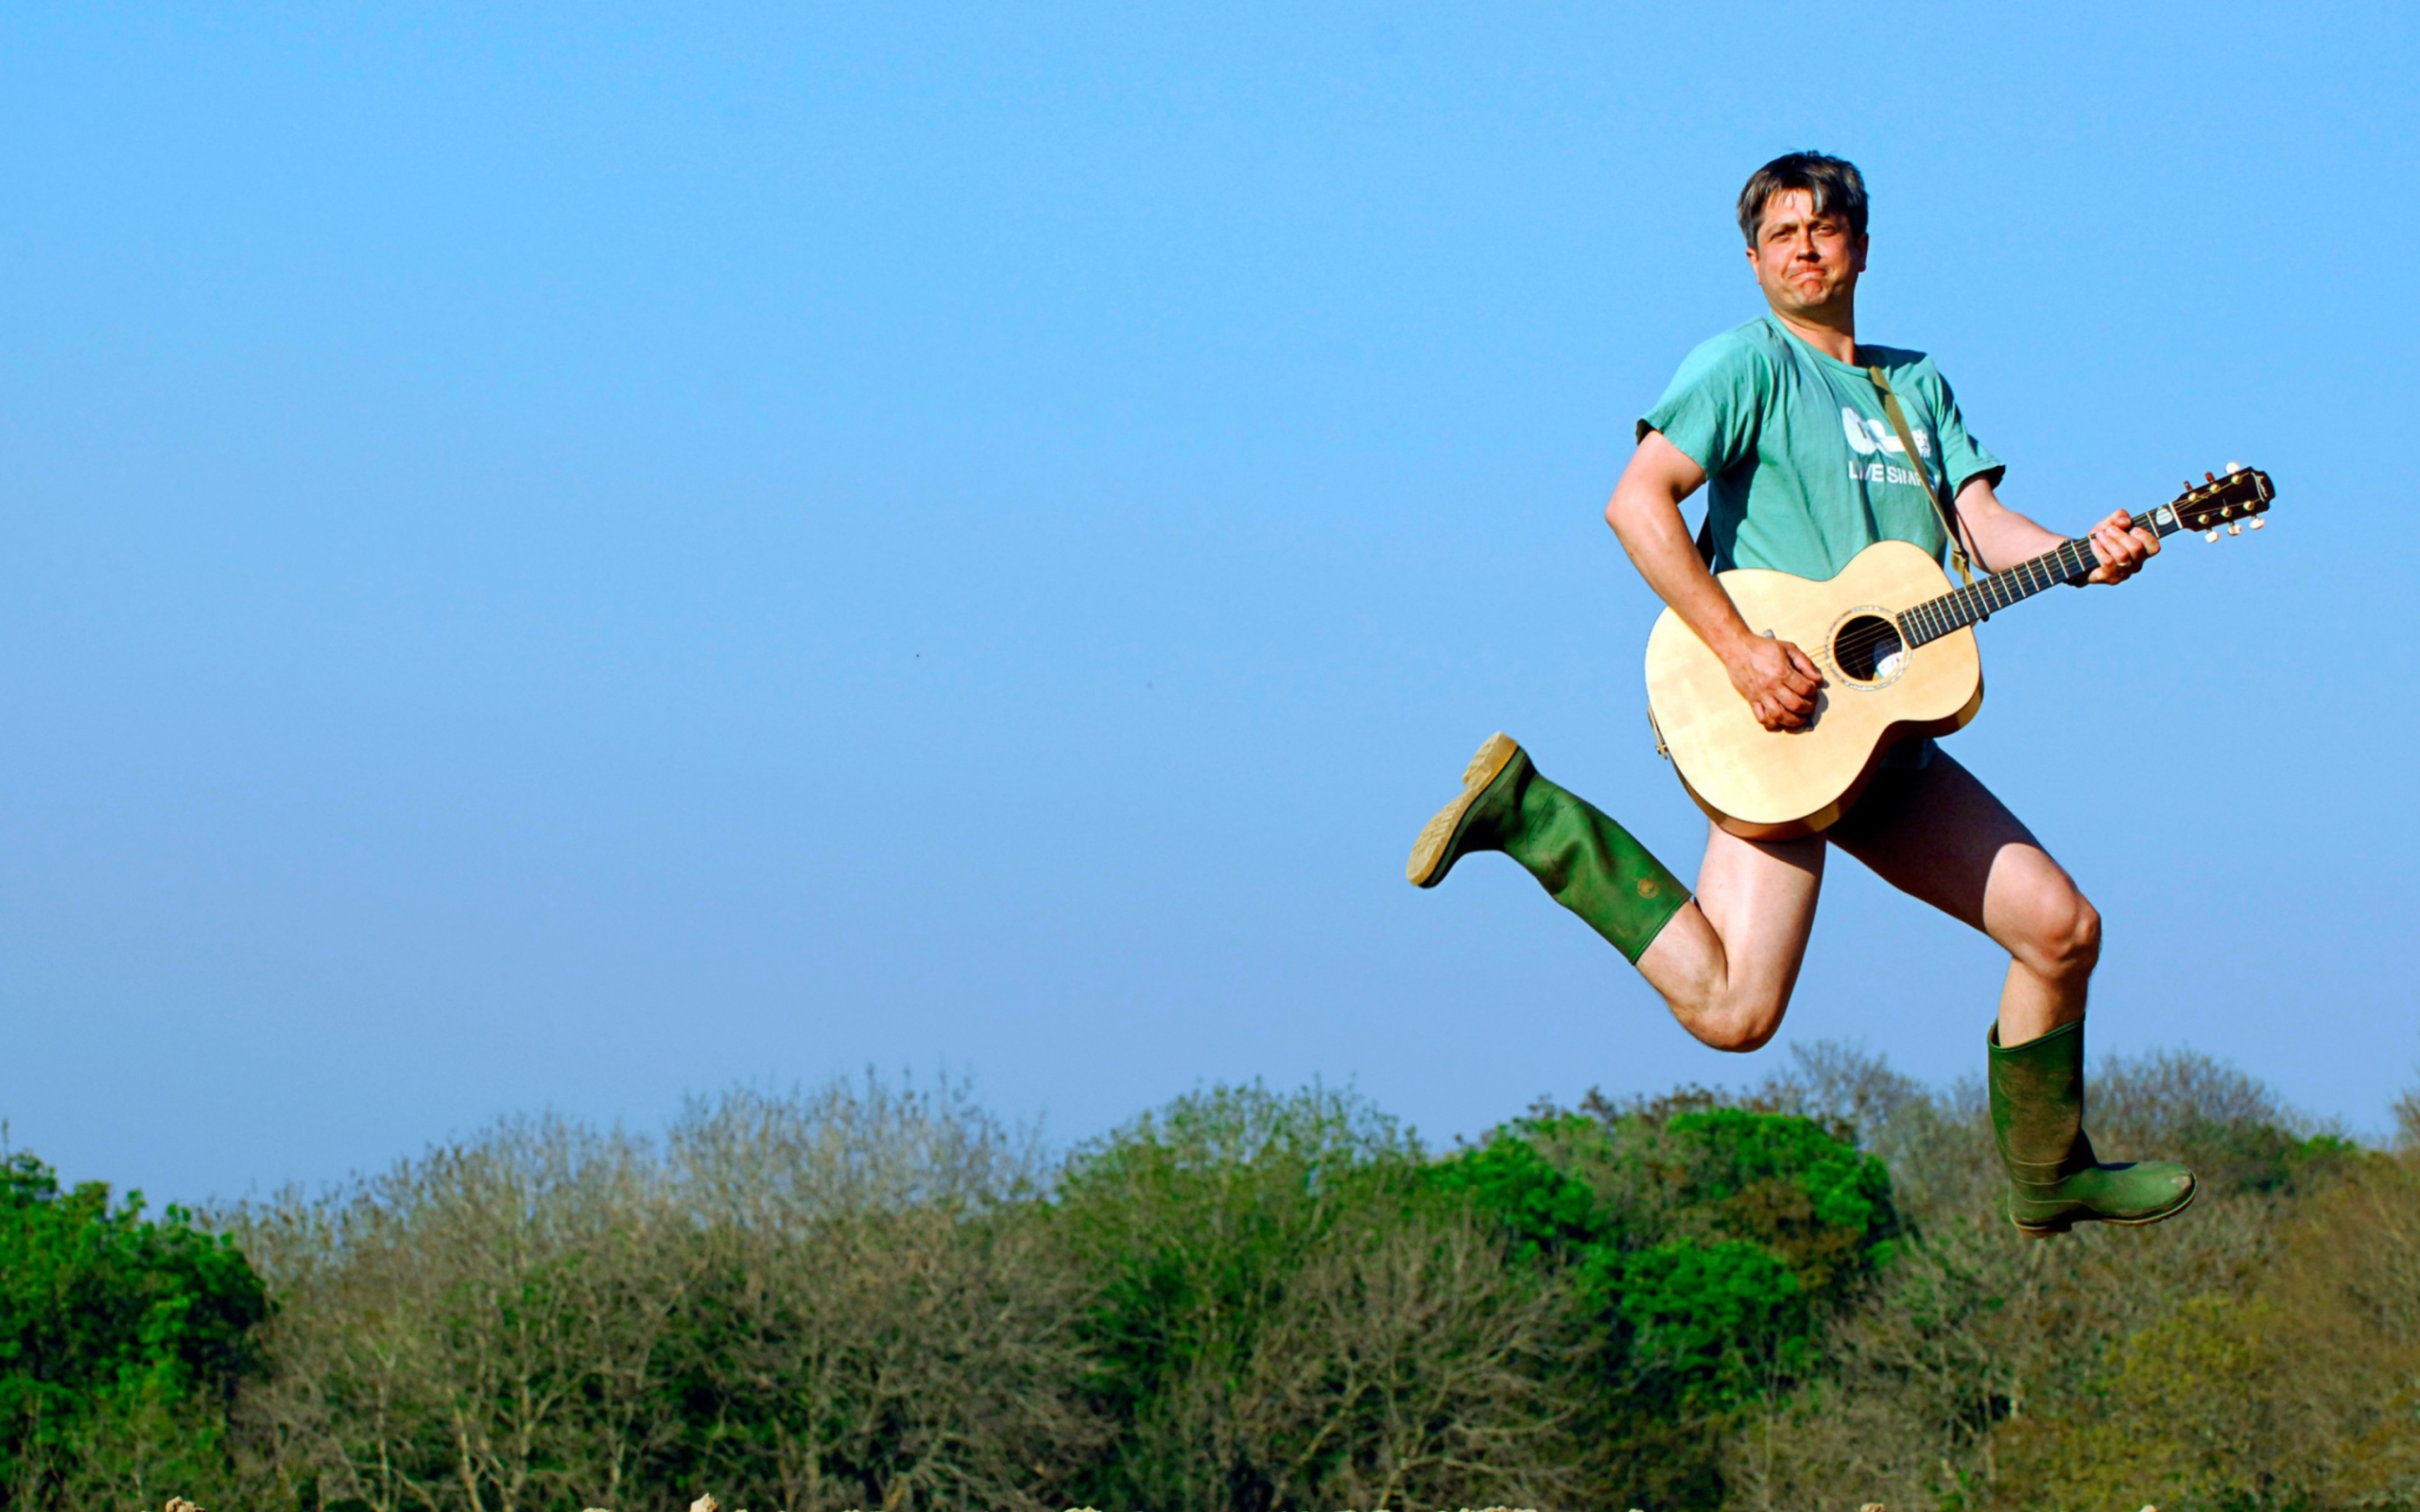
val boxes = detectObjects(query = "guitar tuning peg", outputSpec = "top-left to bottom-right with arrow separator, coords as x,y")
2248,516 -> 2265,529
2205,471 -> 2218,483
2226,522 -> 2242,537
2204,528 -> 2221,542
2223,460 -> 2243,473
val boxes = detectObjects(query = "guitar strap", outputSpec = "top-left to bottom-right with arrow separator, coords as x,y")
1867,365 -> 1981,587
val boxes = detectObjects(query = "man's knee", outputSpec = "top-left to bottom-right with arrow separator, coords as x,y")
1681,992 -> 1786,1054
2014,889 -> 2100,985
1698,1017 -> 1779,1054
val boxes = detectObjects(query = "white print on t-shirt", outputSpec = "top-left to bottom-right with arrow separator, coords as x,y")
1841,406 -> 1932,459
1850,460 -> 1936,487
1841,406 -> 1937,489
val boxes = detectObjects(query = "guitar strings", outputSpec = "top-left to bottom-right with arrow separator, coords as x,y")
1812,495 -> 2258,664
1786,503 -> 2229,669
1823,548 -> 2101,663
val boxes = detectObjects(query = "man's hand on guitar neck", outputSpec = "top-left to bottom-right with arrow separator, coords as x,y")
1952,481 -> 2161,587
2080,507 -> 2160,585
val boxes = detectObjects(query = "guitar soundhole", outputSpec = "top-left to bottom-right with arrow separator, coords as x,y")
1833,614 -> 1906,684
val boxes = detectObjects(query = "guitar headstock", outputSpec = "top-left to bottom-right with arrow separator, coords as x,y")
2161,464 -> 2274,541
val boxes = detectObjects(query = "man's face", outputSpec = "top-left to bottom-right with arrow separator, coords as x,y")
1746,187 -> 1867,321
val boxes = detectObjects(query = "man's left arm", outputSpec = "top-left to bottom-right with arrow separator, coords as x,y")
1949,476 -> 2158,585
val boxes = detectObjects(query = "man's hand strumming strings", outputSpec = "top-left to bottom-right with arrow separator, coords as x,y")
1724,635 -> 1825,731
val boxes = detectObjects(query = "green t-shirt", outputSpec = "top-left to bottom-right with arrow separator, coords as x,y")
1637,316 -> 2004,579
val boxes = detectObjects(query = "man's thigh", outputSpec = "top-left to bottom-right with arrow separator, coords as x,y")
1692,821 -> 1828,1005
1825,751 -> 2081,949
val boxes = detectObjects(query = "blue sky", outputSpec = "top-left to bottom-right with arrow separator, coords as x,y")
3,2 -> 2412,1204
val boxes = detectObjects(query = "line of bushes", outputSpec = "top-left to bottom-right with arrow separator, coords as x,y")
0,1043 -> 2399,1511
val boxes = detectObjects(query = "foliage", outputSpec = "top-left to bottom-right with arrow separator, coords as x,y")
0,1148 -> 267,1509
651,1086 -> 1099,1512
228,1077 -> 1097,1512
1053,1082 -> 1576,1512
1730,1045 -> 2372,1512
9,1046 -> 2413,1512
1427,1100 -> 1900,1507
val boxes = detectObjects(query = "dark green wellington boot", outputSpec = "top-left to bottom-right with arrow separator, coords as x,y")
1988,1020 -> 2197,1238
1407,733 -> 1688,965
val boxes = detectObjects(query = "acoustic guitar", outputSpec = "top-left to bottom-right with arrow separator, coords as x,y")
1643,465 -> 2276,839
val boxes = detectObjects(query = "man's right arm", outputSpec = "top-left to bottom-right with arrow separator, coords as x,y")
1605,431 -> 1823,731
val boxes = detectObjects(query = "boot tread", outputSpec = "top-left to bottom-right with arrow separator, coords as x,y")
1407,732 -> 1522,887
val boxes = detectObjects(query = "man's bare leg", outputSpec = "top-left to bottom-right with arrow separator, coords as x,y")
1824,752 -> 2098,1047
1636,826 -> 1827,1053
1826,750 -> 2195,1232
1408,734 -> 1819,1038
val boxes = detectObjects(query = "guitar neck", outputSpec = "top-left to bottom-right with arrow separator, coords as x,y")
1897,508 -> 2173,649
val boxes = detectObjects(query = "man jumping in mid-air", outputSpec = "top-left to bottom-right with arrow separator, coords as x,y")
1409,152 -> 2194,1237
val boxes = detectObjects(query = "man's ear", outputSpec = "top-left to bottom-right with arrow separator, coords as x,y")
1850,233 -> 1870,273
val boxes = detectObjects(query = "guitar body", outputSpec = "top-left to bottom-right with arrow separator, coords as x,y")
1644,540 -> 1984,840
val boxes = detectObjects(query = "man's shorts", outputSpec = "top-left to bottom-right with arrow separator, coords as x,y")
1877,735 -> 1937,772
1829,735 -> 1943,839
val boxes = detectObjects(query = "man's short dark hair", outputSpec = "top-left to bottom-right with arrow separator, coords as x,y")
1737,152 -> 1868,246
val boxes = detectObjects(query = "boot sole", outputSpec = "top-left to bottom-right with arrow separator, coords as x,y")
1407,732 -> 1522,887
2012,1179 -> 2198,1240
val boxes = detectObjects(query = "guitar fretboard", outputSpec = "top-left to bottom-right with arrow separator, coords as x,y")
1897,509 -> 2170,648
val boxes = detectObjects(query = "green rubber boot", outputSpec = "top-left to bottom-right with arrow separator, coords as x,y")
1407,733 -> 1688,965
1988,1020 -> 2197,1238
